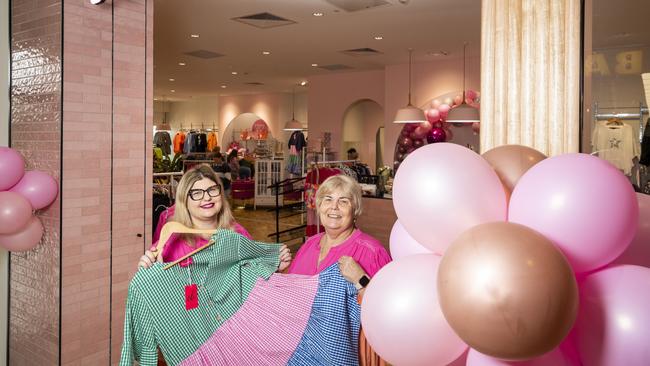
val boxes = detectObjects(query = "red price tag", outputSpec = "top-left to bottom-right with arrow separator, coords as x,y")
185,284 -> 198,310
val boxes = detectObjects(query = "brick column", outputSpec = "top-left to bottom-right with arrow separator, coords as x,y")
9,0 -> 153,364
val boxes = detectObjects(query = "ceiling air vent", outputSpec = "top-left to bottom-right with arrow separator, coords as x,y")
325,0 -> 391,12
341,47 -> 383,56
317,64 -> 354,71
244,82 -> 265,86
232,12 -> 296,29
184,50 -> 224,59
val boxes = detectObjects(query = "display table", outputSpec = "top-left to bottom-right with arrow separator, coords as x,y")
355,196 -> 396,252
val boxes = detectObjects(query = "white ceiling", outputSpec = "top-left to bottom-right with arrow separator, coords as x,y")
153,0 -> 650,102
153,0 -> 482,101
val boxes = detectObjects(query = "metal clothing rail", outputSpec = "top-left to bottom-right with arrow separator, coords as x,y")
593,102 -> 648,142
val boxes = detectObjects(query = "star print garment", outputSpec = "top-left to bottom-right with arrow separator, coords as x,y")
592,121 -> 640,175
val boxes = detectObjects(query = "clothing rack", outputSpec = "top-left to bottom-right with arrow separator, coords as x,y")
593,102 -> 648,142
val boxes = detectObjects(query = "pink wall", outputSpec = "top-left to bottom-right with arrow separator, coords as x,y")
9,0 -> 153,364
306,58 -> 480,166
384,57 -> 480,166
218,92 -> 308,149
308,70 -> 385,159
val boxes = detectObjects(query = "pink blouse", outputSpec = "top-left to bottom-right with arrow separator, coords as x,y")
151,222 -> 252,263
288,229 -> 392,277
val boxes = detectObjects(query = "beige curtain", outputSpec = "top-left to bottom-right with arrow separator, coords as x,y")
480,0 -> 581,156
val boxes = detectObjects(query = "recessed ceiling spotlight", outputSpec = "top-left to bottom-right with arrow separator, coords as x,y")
374,36 -> 383,40
171,89 -> 175,93
311,63 -> 318,67
169,78 -> 175,82
190,34 -> 200,38
428,51 -> 449,57
262,51 -> 271,55
154,98 -> 158,101
300,81 -> 308,86
313,12 -> 324,17
221,85 -> 227,89
231,71 -> 238,75
90,0 -> 106,4
178,62 -> 186,66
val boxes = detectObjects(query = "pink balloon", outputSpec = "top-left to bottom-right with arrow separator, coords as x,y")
389,220 -> 433,259
0,147 -> 25,191
0,192 -> 33,234
426,108 -> 440,123
431,99 -> 442,109
410,126 -> 427,140
10,171 -> 59,210
466,90 -> 478,103
467,347 -> 575,366
362,254 -> 467,366
612,193 -> 650,267
509,154 -> 638,273
575,265 -> 650,366
418,120 -> 433,134
472,122 -> 481,134
444,97 -> 454,106
438,104 -> 451,120
453,94 -> 463,106
0,216 -> 43,251
393,143 -> 507,253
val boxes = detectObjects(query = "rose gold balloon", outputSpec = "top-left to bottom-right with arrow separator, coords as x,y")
482,145 -> 546,195
437,222 -> 578,361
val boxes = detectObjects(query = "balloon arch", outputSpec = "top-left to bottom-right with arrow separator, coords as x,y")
393,90 -> 479,171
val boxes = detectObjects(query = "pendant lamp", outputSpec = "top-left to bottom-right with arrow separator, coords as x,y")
446,42 -> 480,123
284,87 -> 304,131
394,49 -> 427,123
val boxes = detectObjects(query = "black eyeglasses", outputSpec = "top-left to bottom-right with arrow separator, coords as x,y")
188,185 -> 221,201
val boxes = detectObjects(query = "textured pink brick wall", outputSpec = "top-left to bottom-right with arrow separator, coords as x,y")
10,0 -> 62,364
9,0 -> 153,364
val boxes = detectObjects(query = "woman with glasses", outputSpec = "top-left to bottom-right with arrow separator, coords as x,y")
139,164 -> 291,270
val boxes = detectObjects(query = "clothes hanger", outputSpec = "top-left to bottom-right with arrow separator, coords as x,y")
606,117 -> 623,127
154,221 -> 218,270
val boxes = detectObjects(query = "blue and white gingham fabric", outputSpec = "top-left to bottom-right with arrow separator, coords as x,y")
286,264 -> 361,366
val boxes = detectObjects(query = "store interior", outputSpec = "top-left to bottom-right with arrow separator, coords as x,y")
150,0 -> 483,247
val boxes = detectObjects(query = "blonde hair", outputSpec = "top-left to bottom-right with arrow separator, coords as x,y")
315,174 -> 363,219
172,164 -> 235,245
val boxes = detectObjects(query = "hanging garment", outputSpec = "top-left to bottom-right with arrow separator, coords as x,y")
174,132 -> 186,154
288,131 -> 306,152
120,230 -> 360,366
207,132 -> 218,152
640,118 -> 650,166
592,121 -> 640,175
192,133 -> 208,153
184,132 -> 195,154
154,131 -> 172,155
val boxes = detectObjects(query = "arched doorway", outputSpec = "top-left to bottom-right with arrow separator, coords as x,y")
341,99 -> 384,171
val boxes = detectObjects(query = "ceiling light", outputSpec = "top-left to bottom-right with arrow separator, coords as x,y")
170,90 -> 175,93
190,34 -> 200,38
284,87 -> 304,131
311,63 -> 318,67
446,42 -> 480,123
178,62 -> 186,66
221,85 -> 227,89
89,0 -> 105,4
154,98 -> 158,101
262,51 -> 271,55
427,51 -> 449,57
394,49 -> 426,124
231,71 -> 238,75
313,12 -> 323,17
374,36 -> 383,40
300,81 -> 307,86
169,78 -> 175,82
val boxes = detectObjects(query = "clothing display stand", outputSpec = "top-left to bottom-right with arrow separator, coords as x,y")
593,102 -> 649,187
267,177 -> 307,245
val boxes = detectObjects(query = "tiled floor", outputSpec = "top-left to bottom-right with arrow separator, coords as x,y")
231,200 -> 306,250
